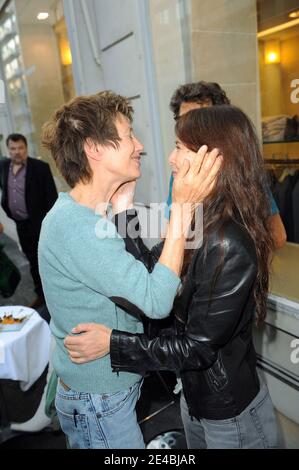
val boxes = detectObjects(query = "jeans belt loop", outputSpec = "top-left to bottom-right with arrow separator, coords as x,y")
60,378 -> 71,391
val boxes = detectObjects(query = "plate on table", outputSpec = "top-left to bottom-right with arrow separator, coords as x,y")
0,307 -> 33,332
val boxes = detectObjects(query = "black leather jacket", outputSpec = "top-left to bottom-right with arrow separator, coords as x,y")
111,210 -> 260,420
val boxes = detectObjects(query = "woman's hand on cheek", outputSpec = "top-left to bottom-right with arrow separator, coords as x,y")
172,145 -> 222,205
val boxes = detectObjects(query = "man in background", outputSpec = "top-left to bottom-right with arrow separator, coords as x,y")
0,133 -> 57,307
166,81 -> 287,249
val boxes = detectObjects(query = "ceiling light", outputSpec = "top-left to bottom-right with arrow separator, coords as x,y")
258,18 -> 299,38
37,12 -> 49,21
289,10 -> 299,19
59,39 -> 72,66
264,41 -> 281,64
266,51 -> 279,63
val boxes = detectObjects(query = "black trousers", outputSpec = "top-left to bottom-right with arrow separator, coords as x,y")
16,219 -> 43,296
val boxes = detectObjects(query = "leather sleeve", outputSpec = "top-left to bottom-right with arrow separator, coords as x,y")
112,209 -> 163,272
110,209 -> 164,321
110,229 -> 257,374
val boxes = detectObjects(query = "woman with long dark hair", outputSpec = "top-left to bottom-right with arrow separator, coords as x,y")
65,105 -> 279,449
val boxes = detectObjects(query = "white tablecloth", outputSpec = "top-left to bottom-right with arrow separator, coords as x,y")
0,307 -> 51,391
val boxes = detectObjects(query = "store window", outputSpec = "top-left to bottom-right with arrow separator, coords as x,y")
257,0 -> 299,244
0,0 -> 75,188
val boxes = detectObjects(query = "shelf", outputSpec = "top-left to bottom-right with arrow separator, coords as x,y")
264,158 -> 299,164
263,139 -> 299,144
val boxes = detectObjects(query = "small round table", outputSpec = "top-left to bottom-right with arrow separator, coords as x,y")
0,306 -> 51,391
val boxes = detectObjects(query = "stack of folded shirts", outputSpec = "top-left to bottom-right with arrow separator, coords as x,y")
262,115 -> 288,142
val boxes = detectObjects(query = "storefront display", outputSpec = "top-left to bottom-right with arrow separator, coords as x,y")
254,243 -> 299,424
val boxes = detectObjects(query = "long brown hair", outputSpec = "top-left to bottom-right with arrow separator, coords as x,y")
176,105 -> 274,325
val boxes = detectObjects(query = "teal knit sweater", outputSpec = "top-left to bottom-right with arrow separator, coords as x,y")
38,193 -> 180,394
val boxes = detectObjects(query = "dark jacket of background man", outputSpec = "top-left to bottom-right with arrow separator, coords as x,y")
0,156 -> 58,226
0,134 -> 58,305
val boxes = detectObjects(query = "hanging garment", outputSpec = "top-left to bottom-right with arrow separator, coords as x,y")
292,175 -> 299,244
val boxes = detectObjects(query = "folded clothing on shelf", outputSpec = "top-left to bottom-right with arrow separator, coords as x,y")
262,115 -> 299,142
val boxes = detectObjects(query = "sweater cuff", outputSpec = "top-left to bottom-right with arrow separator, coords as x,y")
153,262 -> 181,294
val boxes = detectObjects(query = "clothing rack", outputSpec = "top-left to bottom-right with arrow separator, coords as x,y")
264,158 -> 299,165
264,158 -> 299,169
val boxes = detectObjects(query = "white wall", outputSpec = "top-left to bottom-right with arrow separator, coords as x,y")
63,0 -> 168,205
148,0 -> 192,176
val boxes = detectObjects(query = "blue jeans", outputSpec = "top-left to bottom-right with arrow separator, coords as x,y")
180,378 -> 280,449
55,380 -> 145,449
